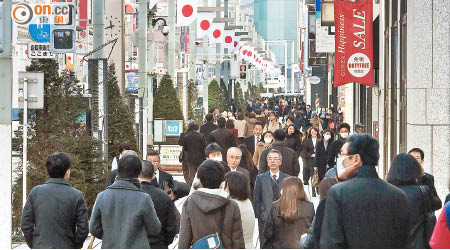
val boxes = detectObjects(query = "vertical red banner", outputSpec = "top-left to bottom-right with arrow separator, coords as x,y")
334,0 -> 374,87
79,0 -> 88,30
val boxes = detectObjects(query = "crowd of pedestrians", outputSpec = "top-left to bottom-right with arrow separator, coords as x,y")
20,96 -> 450,249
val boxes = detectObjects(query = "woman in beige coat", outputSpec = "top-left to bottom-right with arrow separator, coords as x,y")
253,131 -> 274,169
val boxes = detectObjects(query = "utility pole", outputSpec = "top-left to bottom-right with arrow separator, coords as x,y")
168,0 -> 176,83
147,12 -> 155,146
215,0 -> 221,84
188,20 -> 196,81
0,0 -> 12,247
93,0 -> 104,58
22,78 -> 28,209
291,40 -> 295,93
138,0 -> 148,157
284,40 -> 288,94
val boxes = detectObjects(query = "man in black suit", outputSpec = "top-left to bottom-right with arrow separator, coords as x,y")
244,121 -> 264,156
408,147 -> 442,211
147,150 -> 190,201
139,160 -> 179,249
200,113 -> 218,144
253,149 -> 289,248
210,117 -> 237,160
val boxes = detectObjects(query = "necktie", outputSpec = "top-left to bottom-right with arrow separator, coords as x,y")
272,175 -> 280,200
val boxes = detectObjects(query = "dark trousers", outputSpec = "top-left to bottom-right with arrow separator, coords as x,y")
302,157 -> 314,184
187,161 -> 199,187
258,218 -> 267,248
181,160 -> 189,184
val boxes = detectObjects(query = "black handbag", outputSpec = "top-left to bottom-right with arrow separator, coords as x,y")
419,185 -> 437,244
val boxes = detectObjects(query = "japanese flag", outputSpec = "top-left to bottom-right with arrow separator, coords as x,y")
232,36 -> 241,53
197,12 -> 215,39
66,53 -> 74,70
223,30 -> 235,50
176,0 -> 197,27
208,22 -> 225,44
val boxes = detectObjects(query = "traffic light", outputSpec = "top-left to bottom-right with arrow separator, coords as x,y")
240,64 -> 247,79
50,3 -> 76,53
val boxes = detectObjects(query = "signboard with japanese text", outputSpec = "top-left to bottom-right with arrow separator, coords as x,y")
27,43 -> 55,59
334,0 -> 374,87
154,145 -> 182,166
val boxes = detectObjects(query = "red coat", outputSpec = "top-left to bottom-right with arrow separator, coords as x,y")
430,203 -> 450,249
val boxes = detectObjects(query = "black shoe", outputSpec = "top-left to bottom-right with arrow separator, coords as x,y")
312,188 -> 316,197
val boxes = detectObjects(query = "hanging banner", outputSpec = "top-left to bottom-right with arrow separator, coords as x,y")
334,0 -> 373,87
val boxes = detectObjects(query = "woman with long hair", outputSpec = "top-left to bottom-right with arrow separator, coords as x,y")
226,118 -> 239,139
263,177 -> 315,249
238,144 -> 257,196
224,172 -> 255,249
386,153 -> 437,248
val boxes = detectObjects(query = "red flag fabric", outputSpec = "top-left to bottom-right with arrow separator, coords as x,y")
176,0 -> 197,26
334,0 -> 374,87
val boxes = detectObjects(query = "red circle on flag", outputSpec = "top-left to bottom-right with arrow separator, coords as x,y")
200,20 -> 210,30
182,5 -> 194,17
225,36 -> 232,43
213,29 -> 221,38
68,56 -> 72,61
126,64 -> 129,68
247,52 -> 252,57
243,50 -> 248,55
234,41 -> 238,47
25,49 -> 28,55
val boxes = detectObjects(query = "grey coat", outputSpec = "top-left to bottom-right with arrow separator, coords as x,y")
89,179 -> 161,249
253,171 -> 289,221
21,178 -> 89,249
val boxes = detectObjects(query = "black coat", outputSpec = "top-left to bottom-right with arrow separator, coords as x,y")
105,169 -> 118,188
258,141 -> 300,177
320,165 -> 411,248
244,135 -> 260,156
397,185 -> 434,248
180,131 -> 206,166
141,181 -> 179,248
422,173 -> 442,211
300,137 -> 317,158
21,178 -> 89,249
210,128 -> 237,158
285,133 -> 302,157
314,139 -> 333,179
326,139 -> 344,168
200,122 -> 218,144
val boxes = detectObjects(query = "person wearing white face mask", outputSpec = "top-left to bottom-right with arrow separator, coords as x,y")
253,131 -> 274,169
313,129 -> 335,196
327,123 -> 351,170
320,133 -> 411,249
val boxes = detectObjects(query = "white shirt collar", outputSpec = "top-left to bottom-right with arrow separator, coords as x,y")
270,170 -> 279,179
230,166 -> 238,172
155,169 -> 160,183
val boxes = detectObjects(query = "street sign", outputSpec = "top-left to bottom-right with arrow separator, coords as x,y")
27,43 -> 55,59
310,76 -> 321,84
18,72 -> 44,109
165,120 -> 183,136
29,23 -> 51,43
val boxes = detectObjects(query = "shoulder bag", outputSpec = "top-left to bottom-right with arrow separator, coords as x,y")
191,206 -> 226,249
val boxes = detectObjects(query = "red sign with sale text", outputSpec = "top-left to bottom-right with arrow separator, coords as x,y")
334,0 -> 374,87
